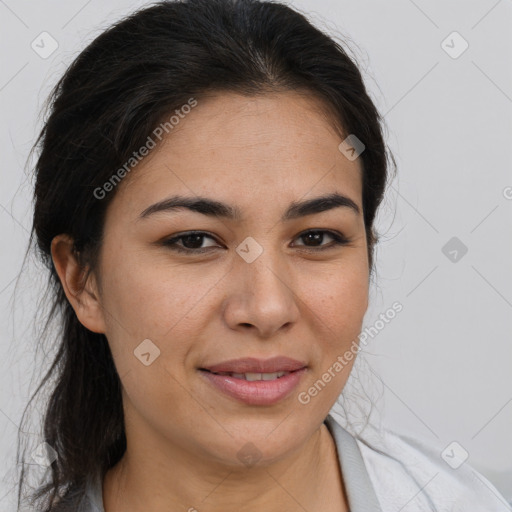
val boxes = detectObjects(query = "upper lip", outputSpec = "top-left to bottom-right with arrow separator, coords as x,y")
201,356 -> 307,374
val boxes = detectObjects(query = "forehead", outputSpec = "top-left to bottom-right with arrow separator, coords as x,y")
113,91 -> 363,218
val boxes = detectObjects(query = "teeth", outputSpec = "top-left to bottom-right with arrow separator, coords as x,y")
261,372 -> 287,381
245,372 -> 263,381
218,371 -> 289,381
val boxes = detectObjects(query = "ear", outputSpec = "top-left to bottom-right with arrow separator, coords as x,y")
51,234 -> 107,334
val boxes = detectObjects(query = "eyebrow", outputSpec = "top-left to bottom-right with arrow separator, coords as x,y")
138,192 -> 361,222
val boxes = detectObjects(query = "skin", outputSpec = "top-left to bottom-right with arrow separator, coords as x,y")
52,90 -> 370,512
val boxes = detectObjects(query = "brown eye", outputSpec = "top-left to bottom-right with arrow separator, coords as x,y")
292,230 -> 350,251
161,229 -> 350,255
162,232 -> 221,253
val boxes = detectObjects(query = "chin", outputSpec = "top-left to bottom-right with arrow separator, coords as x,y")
199,417 -> 311,468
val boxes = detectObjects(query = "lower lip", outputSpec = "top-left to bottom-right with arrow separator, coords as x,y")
199,368 -> 307,405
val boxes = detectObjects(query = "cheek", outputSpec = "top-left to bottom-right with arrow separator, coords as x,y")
97,258 -> 213,429
97,246 -> 228,373
302,261 -> 369,332
299,263 -> 368,391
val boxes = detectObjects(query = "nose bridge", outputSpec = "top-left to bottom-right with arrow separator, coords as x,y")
237,235 -> 290,298
226,235 -> 300,335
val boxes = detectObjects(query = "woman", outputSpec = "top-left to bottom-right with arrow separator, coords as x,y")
17,0 -> 508,510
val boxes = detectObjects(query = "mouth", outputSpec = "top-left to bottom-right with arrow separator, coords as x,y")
200,355 -> 307,374
198,367 -> 308,405
199,368 -> 299,381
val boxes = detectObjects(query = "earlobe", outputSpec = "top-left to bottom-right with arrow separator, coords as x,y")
50,235 -> 107,334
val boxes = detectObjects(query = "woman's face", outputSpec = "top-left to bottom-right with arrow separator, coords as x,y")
91,91 -> 369,468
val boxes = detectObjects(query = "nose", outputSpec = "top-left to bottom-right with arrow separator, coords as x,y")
222,246 -> 300,339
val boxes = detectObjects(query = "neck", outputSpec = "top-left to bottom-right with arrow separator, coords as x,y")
103,418 -> 348,512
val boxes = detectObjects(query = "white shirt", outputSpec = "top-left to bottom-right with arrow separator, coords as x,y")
78,412 -> 510,511
327,412 -> 510,511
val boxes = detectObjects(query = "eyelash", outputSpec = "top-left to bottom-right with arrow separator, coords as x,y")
161,230 -> 351,254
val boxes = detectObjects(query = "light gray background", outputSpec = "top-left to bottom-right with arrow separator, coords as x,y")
1,0 -> 511,508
